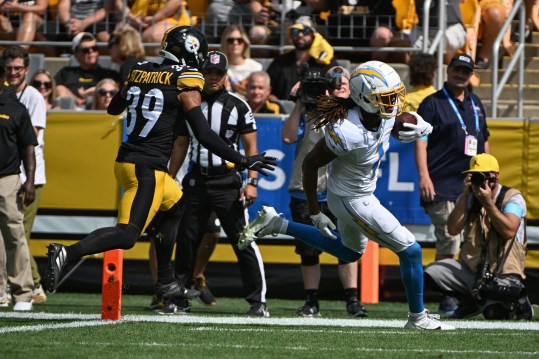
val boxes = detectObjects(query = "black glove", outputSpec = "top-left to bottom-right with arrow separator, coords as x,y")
239,152 -> 277,176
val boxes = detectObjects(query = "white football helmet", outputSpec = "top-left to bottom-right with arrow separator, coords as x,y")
349,61 -> 406,117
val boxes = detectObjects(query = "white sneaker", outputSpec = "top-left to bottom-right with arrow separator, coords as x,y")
32,284 -> 47,304
13,301 -> 33,311
238,206 -> 283,250
404,310 -> 455,330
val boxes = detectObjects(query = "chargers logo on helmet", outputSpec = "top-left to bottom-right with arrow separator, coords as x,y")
351,67 -> 388,88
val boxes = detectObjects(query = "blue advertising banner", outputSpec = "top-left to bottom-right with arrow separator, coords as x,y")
248,116 -> 296,221
374,138 -> 431,225
249,115 -> 432,225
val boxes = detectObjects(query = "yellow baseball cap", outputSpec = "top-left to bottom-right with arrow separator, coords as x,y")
462,153 -> 500,173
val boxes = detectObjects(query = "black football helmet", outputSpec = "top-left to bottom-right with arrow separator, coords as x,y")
159,26 -> 208,68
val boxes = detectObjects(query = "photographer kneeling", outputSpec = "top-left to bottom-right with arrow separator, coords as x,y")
424,154 -> 533,320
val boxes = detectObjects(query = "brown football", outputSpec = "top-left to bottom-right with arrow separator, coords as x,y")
391,112 -> 417,138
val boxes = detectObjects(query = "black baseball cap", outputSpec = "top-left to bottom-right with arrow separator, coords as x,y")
203,51 -> 228,73
449,54 -> 475,71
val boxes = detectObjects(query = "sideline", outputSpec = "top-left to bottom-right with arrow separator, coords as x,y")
1,312 -> 538,331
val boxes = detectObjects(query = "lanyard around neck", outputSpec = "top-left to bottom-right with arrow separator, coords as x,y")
442,87 -> 479,136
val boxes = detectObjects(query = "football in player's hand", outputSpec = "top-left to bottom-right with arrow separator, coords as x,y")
391,112 -> 417,138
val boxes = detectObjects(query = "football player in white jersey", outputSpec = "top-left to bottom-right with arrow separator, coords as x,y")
239,61 -> 454,330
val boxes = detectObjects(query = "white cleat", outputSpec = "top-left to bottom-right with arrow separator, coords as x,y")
238,206 -> 283,250
404,310 -> 455,330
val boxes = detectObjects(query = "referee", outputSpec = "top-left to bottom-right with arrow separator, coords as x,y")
170,51 -> 269,316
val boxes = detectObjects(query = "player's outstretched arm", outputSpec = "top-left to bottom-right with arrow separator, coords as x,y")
107,86 -> 128,115
180,90 -> 277,175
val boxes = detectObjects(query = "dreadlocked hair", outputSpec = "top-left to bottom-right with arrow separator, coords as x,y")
308,95 -> 355,129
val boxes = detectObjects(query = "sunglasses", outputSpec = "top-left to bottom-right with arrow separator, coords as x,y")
32,80 -> 52,89
5,65 -> 26,73
97,88 -> 118,97
78,46 -> 97,54
291,28 -> 312,37
226,37 -> 245,44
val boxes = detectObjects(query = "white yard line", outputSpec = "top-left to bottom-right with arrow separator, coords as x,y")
0,319 -> 118,334
65,341 -> 538,356
1,311 -> 538,331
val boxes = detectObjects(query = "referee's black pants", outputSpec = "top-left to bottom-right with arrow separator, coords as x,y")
174,170 -> 267,304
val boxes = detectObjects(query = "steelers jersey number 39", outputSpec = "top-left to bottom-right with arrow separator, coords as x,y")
126,86 -> 165,137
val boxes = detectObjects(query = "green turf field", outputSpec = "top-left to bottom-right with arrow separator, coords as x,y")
1,293 -> 538,358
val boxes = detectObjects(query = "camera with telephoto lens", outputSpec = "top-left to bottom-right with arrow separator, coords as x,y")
472,261 -> 493,302
297,63 -> 327,105
470,172 -> 486,187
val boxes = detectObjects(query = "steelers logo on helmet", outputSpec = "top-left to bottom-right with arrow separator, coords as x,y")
349,61 -> 406,118
159,25 -> 208,68
184,34 -> 200,53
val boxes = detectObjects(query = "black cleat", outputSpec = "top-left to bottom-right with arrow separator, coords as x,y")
297,301 -> 321,317
153,299 -> 191,315
245,302 -> 269,317
347,299 -> 368,317
44,243 -> 68,293
193,276 -> 216,306
156,281 -> 200,302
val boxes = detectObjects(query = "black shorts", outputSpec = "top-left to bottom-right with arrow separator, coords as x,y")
289,197 -> 337,257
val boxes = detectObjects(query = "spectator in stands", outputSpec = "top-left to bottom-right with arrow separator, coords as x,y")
513,0 -> 539,43
247,0 -> 280,45
3,46 -> 48,305
54,32 -> 120,110
369,0 -> 416,64
411,0 -> 467,64
245,71 -> 283,114
219,24 -> 263,97
266,16 -> 338,100
115,0 -> 193,56
370,0 -> 466,64
403,53 -> 437,113
206,0 -> 273,46
90,78 -> 119,110
55,0 -> 116,42
108,23 -> 146,83
31,70 -> 61,110
475,0 -> 512,69
0,0 -> 48,49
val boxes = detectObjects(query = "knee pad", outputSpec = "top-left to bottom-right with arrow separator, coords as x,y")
301,255 -> 319,267
390,225 -> 416,252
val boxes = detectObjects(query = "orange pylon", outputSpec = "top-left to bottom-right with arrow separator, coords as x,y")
101,249 -> 123,320
360,241 -> 379,303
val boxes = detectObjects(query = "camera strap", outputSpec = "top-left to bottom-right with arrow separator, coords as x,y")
485,185 -> 516,276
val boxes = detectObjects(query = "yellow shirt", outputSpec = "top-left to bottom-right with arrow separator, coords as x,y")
404,85 -> 436,112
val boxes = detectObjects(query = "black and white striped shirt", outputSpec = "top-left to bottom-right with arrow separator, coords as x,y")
181,88 -> 257,168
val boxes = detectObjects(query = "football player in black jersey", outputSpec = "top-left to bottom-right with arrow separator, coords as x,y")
44,27 -> 277,310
